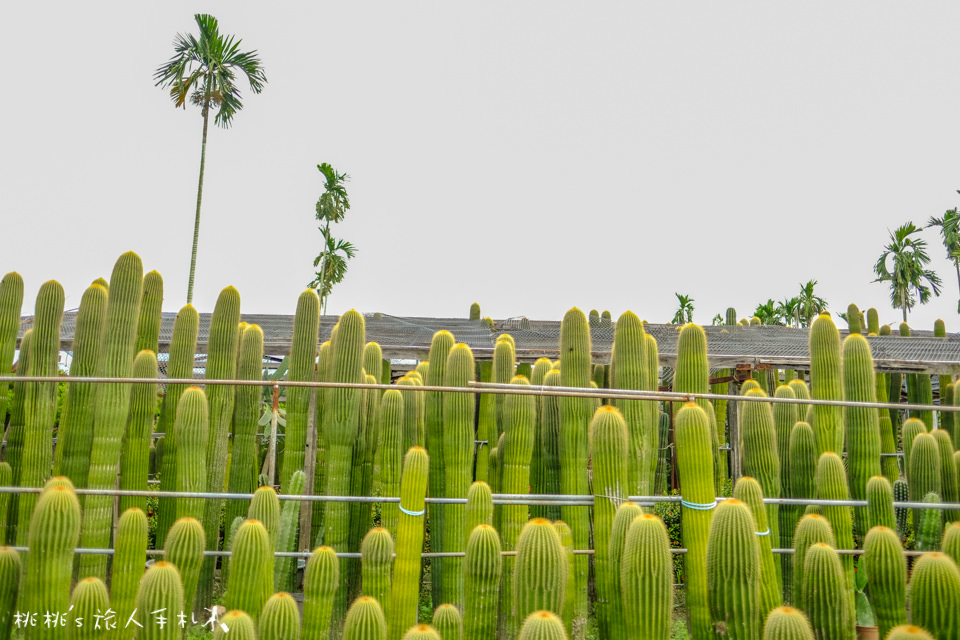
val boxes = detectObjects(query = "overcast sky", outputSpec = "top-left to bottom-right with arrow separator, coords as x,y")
4,2 -> 960,334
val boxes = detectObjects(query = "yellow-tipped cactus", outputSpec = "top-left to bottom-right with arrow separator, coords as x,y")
343,596 -> 388,640
621,513 -> 673,640
134,562 -> 184,640
226,519 -> 273,625
517,612 -> 568,640
303,546 -> 340,640
762,606 -> 815,640
707,499 -> 761,639
260,592 -> 302,640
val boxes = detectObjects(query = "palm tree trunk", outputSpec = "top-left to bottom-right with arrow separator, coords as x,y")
902,289 -> 908,323
954,262 -> 959,297
186,99 -> 211,305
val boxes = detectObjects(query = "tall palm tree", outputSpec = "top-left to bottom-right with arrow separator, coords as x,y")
309,163 -> 355,314
926,207 -> 960,311
155,14 -> 267,304
671,293 -> 694,324
796,281 -> 828,327
776,296 -> 800,327
874,222 -> 942,322
753,299 -> 782,326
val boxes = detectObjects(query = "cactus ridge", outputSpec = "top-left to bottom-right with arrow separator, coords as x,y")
862,526 -> 907,640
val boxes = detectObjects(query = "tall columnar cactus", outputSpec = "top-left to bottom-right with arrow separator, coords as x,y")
313,340 -> 332,544
134,270 -> 164,354
902,418 -> 928,477
376,390 -> 404,540
558,308 -> 592,638
673,323 -> 721,494
815,452 -> 855,611
248,486 -> 281,554
513,518 -> 567,629
465,481 -> 493,539
442,343 -> 475,608
842,333 -> 883,536
18,280 -> 64,545
216,612 -> 257,640
134,562 -> 184,640
24,485 -> 81,640
530,357 -> 554,518
260,592 -> 302,640
6,328 -> 31,542
276,470 -> 307,592
879,416 -> 900,484
303,546 -> 340,640
343,596 -> 388,640
945,522 -> 960,566
862,526 -> 907,640
164,517 -> 205,622
611,311 -> 656,499
620,513 -> 673,640
552,521 -> 575,638
726,307 -> 738,326
0,464 -> 10,545
66,577 -> 109,640
809,313 -> 843,456
79,252 -> 142,579
674,402 -> 715,639
175,387 -> 210,523
226,324 -> 265,532
866,476 -> 897,531
432,605 -> 462,640
540,369 -> 563,521
516,612 -> 566,640
607,502 -> 644,640
867,308 -> 880,335
762,607 -> 815,640
469,302 -> 481,320
156,304 -> 199,548
493,337 -> 516,452
0,546 -> 19,640
388,446 -> 429,640
802,543 -> 854,640
908,432 -> 942,532
775,386 -> 800,599
908,552 -> 960,638
733,477 -> 781,619
463,525 -> 502,640
52,282 -> 106,489
0,273 -> 23,441
361,527 -> 394,623
791,514 -> 836,613
706,499 -> 761,639
740,388 -> 782,588
917,492 -> 942,552
281,289 -> 320,493
932,430 -> 959,524
226,519 -> 273,626
476,361 -> 494,484
894,479 -> 910,538
112,508 -> 148,640
119,351 -> 158,514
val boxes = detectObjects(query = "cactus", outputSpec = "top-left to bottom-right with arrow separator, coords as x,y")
281,290 -> 320,495
552,521 -> 575,638
79,252 -> 142,579
558,308 -> 592,638
476,361 -> 494,484
842,334 -> 883,537
762,607 -> 815,640
401,626 -> 441,640
133,562 -> 184,640
23,484 -> 81,640
706,499 -> 761,639
902,418 -> 927,479
134,270 -> 163,354
932,430 -> 959,524
163,517 -> 204,622
894,479 -> 909,538
18,280 -> 65,546
607,502 -> 644,640
540,369 -> 563,521
0,464 -> 11,544
784,419 -> 817,601
465,481 -> 493,541
276,470 -> 307,592
866,476 -> 897,532
432,605 -> 462,640
156,304 -> 199,547
493,337 -> 516,452
442,343 -> 475,608
908,432 -> 942,533
248,486 -> 281,555
879,416 -> 899,484
917,492 -> 942,552
809,313 -> 844,456
513,518 -> 567,628
733,477 -> 781,619
885,627 -> 936,640
343,596 -> 388,640
674,402 -> 715,638
463,525 -> 502,640
774,385 -> 798,598
531,357 -> 555,517
469,302 -> 481,320
388,446 -> 429,640
225,324 -> 265,533
815,452 -> 855,611
944,521 -> 960,566
361,527 -> 394,623
304,546 -> 340,640
112,508 -> 148,640
862,526 -> 907,639
66,577 -> 109,640
487,443 -> 501,523
673,324 -> 721,494
0,273 -> 23,444
119,351 -> 157,515
313,340 -> 332,545
791,514 -> 836,613
5,327 -> 31,542
908,551 -> 960,638
846,303 -> 862,334
260,592 -> 302,640
726,307 -> 738,325
620,513 -> 673,640
941,384 -> 956,456
376,389 -> 404,539
226,519 -> 273,625
517,612 -> 567,640
358,366 -> 382,555
740,389 -> 782,589
0,547 -> 20,640
215,611 -> 257,640
52,282 -> 106,490
174,387 -> 210,523
802,542 -> 854,640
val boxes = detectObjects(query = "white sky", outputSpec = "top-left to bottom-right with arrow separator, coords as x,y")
4,2 -> 960,333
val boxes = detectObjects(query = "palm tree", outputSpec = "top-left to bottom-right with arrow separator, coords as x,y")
776,296 -> 800,327
874,222 -> 942,322
926,207 -> 960,311
309,163 -> 355,313
671,293 -> 694,324
155,14 -> 267,304
753,299 -> 782,326
796,281 -> 828,327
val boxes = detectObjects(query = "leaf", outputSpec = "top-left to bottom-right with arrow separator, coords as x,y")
258,408 -> 272,427
855,591 -> 875,627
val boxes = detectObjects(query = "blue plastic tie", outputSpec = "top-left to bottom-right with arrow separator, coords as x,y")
399,504 -> 426,517
755,529 -> 771,536
680,498 -> 718,511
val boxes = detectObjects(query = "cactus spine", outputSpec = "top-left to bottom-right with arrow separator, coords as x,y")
762,607 -> 815,640
559,308 -> 592,638
809,313 -> 844,456
282,289 -> 320,492
175,387 -> 210,523
226,519 -> 273,625
261,592 -> 302,640
674,402 -> 715,638
225,324 -> 265,533
517,612 -> 567,640
706,499 -> 761,639
304,546 -> 340,640
442,343 -> 475,608
620,513 -> 673,640
119,351 -> 157,514
163,517 -> 205,622
276,470 -> 307,591
933,429 -> 959,524
908,432 -> 941,533
79,252 -> 142,579
18,280 -> 64,545
607,502 -> 644,640
377,389 -> 404,540
611,311 -> 656,499
802,542 -> 854,640
432,605 -> 462,640
388,446 -> 429,640
112,508 -> 148,640
791,514 -> 836,613
66,577 -> 108,640
733,476 -> 781,619
815,452 -> 855,611
361,527 -> 394,623
463,524 -> 502,640
908,551 -> 960,638
862,526 -> 906,639
540,369 -> 563,521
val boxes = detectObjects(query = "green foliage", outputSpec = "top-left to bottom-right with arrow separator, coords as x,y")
873,222 -> 943,321
671,293 -> 694,324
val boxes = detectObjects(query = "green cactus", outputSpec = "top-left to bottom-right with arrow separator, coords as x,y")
552,521 -> 575,638
215,611 -> 257,640
225,324 -> 265,535
52,282 -> 106,491
531,357 -> 555,518
463,525 -> 502,640
540,369 -> 562,521
303,546 -> 340,640
517,612 -> 567,640
788,421 -> 818,564
607,502 -> 645,640
163,517 -> 205,622
866,308 -> 880,335
902,418 -> 927,478
0,546 -> 20,640
733,477 -> 781,619
842,333 -> 883,536
740,388 -> 782,589
66,577 -> 108,640
376,389 -> 404,540
226,519 -> 273,625
24,484 -> 81,640
361,527 -> 394,622
917,492 -> 942,552
513,518 -> 567,628
673,323 -> 721,494
7,327 -> 31,539
908,551 -> 960,638
945,522 -> 960,566
0,273 -> 23,442
866,476 -> 897,532
792,514 -> 836,613
432,604 -> 462,640
674,402 -> 715,639
469,302 -> 481,320
442,343 -> 475,608
815,452 -> 855,612
465,481 -> 493,541
493,337 -> 516,454
862,526 -> 907,640
774,385 -> 799,599
79,252 -> 142,579
809,313 -> 843,456
932,430 -> 959,524
282,289 -> 320,493
313,340 -> 332,545
112,508 -> 148,640
761,607 -> 815,640
908,432 -> 942,534
133,562 -> 183,640
620,513 -> 673,640
476,361 -> 494,484
401,625 -> 441,640
18,280 -> 64,546
894,479 -> 909,538
0,464 -> 11,544
879,416 -> 899,484
134,270 -> 163,354
802,542 -> 854,640
118,351 -> 157,515
388,446 -> 429,640
359,368 -> 382,552
884,627 -> 936,640
276,470 -> 307,592
343,596 -> 388,640
156,304 -> 199,548
260,592 -> 302,640
726,307 -> 738,325
248,486 -> 281,557
174,387 -> 210,523
706,499 -> 761,639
